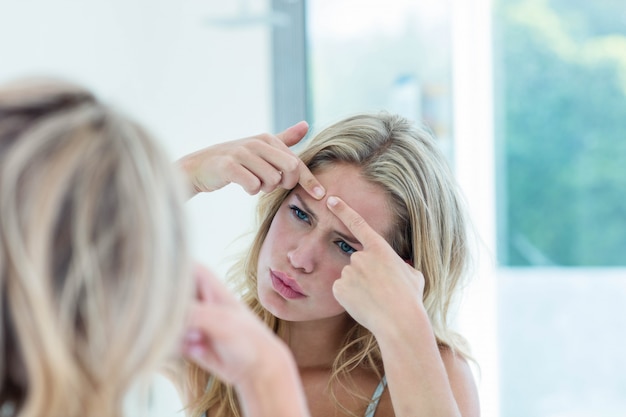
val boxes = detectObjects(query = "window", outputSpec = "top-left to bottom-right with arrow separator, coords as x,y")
304,0 -> 455,161
495,0 -> 626,267
494,1 -> 626,415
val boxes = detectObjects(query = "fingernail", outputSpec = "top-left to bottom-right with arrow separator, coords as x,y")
314,186 -> 325,199
327,196 -> 338,207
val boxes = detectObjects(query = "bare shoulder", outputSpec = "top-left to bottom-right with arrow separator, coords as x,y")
440,348 -> 481,417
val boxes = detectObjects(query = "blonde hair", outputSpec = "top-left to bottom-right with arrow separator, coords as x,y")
0,78 -> 193,417
186,112 -> 472,417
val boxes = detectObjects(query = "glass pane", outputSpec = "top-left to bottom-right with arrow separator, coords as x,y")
306,0 -> 454,161
494,0 -> 626,266
495,1 -> 626,416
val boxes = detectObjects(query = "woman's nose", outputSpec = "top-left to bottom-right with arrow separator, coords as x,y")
287,237 -> 318,274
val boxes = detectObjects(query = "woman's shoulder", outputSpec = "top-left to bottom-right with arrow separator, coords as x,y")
439,346 -> 481,417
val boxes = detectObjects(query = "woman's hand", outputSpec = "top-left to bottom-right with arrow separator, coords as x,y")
326,196 -> 479,417
178,121 -> 325,200
183,265 -> 311,417
182,265 -> 290,386
325,196 -> 425,334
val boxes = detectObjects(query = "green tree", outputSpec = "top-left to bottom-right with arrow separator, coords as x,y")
496,0 -> 626,266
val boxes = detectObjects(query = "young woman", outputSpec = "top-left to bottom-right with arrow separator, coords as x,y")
180,113 -> 480,417
0,77 -> 309,417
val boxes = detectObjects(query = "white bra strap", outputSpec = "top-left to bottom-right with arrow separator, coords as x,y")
364,375 -> 387,417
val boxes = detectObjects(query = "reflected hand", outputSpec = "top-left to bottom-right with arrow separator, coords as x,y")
178,121 -> 325,199
326,196 -> 425,333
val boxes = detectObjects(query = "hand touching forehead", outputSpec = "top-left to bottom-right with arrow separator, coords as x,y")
306,163 -> 394,243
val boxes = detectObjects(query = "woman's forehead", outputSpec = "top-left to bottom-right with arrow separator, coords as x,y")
295,163 -> 395,238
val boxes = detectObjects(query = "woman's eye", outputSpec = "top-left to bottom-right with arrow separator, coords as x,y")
289,205 -> 310,223
336,240 -> 356,255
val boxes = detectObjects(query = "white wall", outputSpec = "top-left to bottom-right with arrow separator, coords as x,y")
0,0 -> 273,278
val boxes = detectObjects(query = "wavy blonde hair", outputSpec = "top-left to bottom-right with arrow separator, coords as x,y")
0,78 -> 193,417
186,112 -> 473,417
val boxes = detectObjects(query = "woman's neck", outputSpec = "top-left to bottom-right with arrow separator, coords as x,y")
280,313 -> 354,369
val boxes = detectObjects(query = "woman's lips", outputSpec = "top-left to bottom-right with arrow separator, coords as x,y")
270,270 -> 306,299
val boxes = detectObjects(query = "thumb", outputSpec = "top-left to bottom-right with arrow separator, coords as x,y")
276,121 -> 309,147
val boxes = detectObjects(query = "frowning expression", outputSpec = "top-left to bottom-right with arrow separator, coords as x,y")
256,163 -> 394,322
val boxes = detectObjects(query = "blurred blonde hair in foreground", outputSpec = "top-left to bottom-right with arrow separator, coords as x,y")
0,77 -> 193,417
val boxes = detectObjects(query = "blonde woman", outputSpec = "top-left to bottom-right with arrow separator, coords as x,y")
0,78 -> 309,417
180,112 -> 480,417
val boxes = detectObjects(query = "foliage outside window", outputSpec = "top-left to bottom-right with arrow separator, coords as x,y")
495,0 -> 626,266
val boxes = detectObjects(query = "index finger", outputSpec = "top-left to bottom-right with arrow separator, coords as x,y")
297,160 -> 326,200
275,122 -> 326,200
326,196 -> 381,247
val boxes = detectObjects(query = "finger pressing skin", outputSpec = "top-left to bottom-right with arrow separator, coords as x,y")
274,122 -> 326,199
297,161 -> 326,200
326,196 -> 378,246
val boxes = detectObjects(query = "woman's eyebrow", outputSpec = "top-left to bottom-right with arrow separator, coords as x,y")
294,192 -> 360,246
335,230 -> 361,246
293,193 -> 318,224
